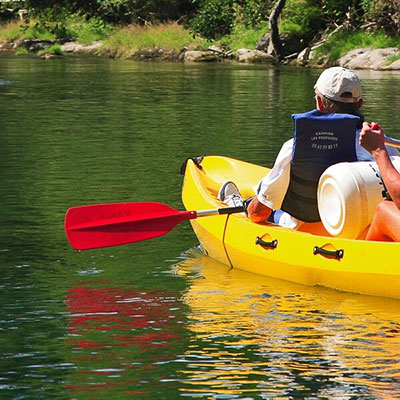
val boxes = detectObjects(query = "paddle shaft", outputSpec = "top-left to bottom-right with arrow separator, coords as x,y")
385,137 -> 400,149
197,206 -> 244,217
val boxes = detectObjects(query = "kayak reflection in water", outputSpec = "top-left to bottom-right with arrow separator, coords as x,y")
219,67 -> 399,229
360,122 -> 400,241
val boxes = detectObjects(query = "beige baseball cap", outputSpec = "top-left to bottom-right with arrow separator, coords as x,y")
314,67 -> 362,103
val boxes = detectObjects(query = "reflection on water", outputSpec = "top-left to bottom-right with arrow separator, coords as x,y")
177,249 -> 400,398
65,282 -> 188,398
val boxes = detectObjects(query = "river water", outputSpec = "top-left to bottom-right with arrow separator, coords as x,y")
1,53 -> 400,399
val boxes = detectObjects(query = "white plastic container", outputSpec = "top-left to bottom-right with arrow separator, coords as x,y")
318,157 -> 400,238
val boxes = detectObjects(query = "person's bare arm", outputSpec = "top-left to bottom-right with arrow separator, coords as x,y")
360,122 -> 400,210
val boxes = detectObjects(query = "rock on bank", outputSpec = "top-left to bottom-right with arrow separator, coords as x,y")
0,38 -> 399,70
337,48 -> 400,70
297,46 -> 400,70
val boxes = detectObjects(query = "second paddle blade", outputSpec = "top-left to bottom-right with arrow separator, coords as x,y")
65,202 -> 196,250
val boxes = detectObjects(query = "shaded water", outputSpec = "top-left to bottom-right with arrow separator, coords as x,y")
1,53 -> 400,398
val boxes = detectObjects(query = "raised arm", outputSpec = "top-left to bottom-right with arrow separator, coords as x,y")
359,122 -> 400,210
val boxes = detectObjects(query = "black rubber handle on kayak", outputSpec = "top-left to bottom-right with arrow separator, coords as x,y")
256,237 -> 278,249
313,246 -> 344,260
218,206 -> 245,215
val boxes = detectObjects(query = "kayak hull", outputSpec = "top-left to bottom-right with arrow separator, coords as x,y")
181,156 -> 400,299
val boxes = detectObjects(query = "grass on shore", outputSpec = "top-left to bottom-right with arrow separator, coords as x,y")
102,22 -> 205,57
388,54 -> 400,64
0,17 -> 266,54
314,30 -> 400,64
101,22 -> 269,56
0,19 -> 207,57
0,18 -> 399,65
0,17 -> 111,43
0,20 -> 55,41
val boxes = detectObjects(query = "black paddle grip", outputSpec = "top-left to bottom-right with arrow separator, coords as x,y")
218,206 -> 245,215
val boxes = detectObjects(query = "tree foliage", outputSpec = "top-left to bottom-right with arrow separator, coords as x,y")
189,0 -> 235,40
1,0 -> 195,24
0,0 -> 398,41
189,0 -> 274,39
189,0 -> 400,41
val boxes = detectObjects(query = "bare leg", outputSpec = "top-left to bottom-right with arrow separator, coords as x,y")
366,200 -> 400,241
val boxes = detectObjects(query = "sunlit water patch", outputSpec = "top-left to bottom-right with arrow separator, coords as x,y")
176,252 -> 400,398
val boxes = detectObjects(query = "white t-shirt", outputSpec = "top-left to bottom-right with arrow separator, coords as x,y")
256,131 -> 400,211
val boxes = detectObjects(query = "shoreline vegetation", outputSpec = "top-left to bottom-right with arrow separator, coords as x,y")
0,1 -> 399,69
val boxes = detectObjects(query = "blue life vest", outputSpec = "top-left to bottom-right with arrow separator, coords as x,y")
280,109 -> 360,222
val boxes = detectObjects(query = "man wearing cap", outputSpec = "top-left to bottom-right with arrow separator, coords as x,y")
219,67 -> 399,228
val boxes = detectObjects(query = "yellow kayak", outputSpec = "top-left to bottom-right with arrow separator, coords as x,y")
181,155 -> 400,300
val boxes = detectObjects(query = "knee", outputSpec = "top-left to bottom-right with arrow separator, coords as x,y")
375,200 -> 398,219
371,200 -> 399,231
375,201 -> 388,217
375,200 -> 398,217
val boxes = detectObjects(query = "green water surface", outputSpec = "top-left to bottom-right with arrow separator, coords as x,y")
1,54 -> 400,399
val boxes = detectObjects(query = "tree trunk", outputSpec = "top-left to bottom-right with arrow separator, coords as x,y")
268,0 -> 286,61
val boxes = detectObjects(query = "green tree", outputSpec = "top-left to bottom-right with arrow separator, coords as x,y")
18,0 -> 195,24
189,0 -> 235,40
360,0 -> 400,33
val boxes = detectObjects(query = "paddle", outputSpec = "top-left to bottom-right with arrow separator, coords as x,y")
369,122 -> 400,148
384,137 -> 400,148
65,202 -> 244,250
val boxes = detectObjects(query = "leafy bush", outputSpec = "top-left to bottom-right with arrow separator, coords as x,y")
15,46 -> 29,55
189,0 -> 236,40
281,0 -> 332,39
37,44 -> 65,56
66,16 -> 111,43
360,0 -> 400,33
217,23 -> 267,51
319,0 -> 363,25
21,23 -> 57,40
237,0 -> 271,28
278,20 -> 303,36
19,0 -> 194,25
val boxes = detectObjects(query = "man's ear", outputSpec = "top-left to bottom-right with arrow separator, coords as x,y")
357,98 -> 364,110
316,95 -> 325,111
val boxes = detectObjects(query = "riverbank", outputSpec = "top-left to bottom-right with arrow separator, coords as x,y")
0,21 -> 400,70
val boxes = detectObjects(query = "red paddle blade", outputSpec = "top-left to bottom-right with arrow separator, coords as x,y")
65,202 -> 196,250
